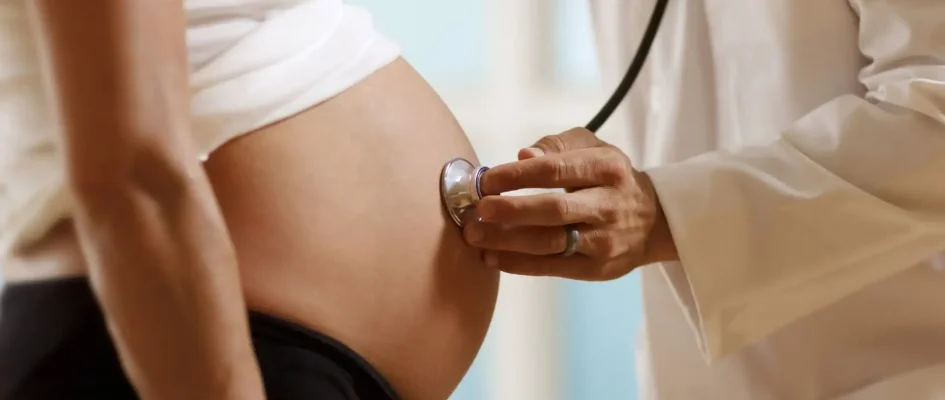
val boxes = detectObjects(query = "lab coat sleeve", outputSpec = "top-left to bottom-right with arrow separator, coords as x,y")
644,0 -> 945,362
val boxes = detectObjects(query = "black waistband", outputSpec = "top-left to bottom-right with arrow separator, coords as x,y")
247,311 -> 401,399
0,278 -> 400,400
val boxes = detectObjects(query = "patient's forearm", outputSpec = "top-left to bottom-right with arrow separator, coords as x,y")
28,1 -> 264,398
74,183 -> 264,400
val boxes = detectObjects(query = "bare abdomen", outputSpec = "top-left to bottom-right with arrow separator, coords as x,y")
203,58 -> 499,400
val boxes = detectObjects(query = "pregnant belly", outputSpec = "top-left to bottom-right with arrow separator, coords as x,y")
203,58 -> 499,400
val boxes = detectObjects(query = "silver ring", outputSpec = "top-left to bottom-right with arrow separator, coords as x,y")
561,224 -> 580,257
473,166 -> 489,201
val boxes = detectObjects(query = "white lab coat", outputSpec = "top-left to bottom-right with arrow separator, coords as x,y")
589,0 -> 945,399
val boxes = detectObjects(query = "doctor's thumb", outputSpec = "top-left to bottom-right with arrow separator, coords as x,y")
520,127 -> 601,160
517,147 -> 545,160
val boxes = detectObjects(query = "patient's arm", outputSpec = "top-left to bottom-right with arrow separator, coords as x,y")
27,1 -> 263,398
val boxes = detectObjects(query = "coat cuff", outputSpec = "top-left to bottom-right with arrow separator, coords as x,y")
643,150 -> 752,362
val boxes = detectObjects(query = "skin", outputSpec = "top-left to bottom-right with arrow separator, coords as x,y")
27,1 -> 265,399
469,128 -> 679,281
204,58 -> 499,399
17,44 -> 499,399
27,1 -> 499,398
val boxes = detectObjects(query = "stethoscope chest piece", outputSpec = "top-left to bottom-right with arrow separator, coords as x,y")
440,158 -> 489,228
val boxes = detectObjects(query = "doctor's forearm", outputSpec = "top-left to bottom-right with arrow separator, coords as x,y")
29,1 -> 264,398
645,104 -> 945,360
642,0 -> 945,360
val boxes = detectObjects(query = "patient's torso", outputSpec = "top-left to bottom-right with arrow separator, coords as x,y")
1,2 -> 498,398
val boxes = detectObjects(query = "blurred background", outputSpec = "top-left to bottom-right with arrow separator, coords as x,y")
0,1 -> 646,399
344,1 -> 645,399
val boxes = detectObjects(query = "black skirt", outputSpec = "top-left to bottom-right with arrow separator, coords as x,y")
0,278 -> 400,400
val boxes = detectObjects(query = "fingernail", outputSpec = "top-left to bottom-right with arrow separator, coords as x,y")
519,147 -> 544,159
465,223 -> 484,243
484,251 -> 498,267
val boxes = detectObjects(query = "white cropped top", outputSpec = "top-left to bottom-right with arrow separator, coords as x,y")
0,0 -> 400,264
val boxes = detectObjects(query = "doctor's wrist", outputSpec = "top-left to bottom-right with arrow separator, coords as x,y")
639,172 -> 679,265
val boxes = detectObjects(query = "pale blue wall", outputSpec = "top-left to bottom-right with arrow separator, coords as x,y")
562,276 -> 644,400
347,0 -> 487,90
552,0 -> 602,87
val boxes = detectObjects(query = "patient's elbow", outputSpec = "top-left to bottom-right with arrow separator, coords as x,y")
67,145 -> 194,214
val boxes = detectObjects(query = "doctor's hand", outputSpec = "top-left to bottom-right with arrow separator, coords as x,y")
467,128 -> 678,281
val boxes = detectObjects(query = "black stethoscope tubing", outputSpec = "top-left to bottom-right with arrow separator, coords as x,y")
585,0 -> 669,133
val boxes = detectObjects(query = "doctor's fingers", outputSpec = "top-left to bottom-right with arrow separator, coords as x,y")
476,188 -> 616,226
479,147 -> 630,195
465,223 -> 624,260
464,223 -> 578,255
518,128 -> 603,160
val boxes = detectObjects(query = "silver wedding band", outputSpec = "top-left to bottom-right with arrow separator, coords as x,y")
561,224 -> 580,257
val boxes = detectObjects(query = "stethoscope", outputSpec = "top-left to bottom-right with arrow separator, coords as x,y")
440,0 -> 669,228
